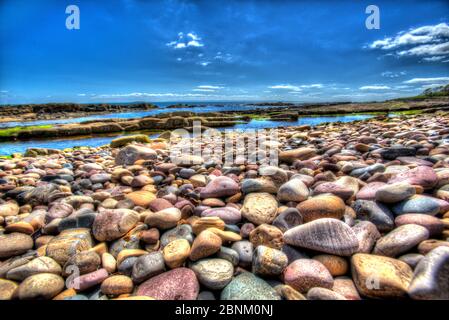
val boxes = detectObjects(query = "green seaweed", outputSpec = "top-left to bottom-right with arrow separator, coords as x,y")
0,125 -> 53,137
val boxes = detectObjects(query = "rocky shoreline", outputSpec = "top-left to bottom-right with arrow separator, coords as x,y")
0,113 -> 248,142
0,111 -> 448,300
1,96 -> 448,125
0,103 -> 158,123
4,96 -> 449,142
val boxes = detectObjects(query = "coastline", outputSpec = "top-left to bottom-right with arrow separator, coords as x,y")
1,96 -> 448,142
0,111 -> 448,300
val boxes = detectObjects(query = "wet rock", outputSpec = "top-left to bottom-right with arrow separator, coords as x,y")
160,224 -> 194,247
136,267 -> 199,300
313,254 -> 348,276
249,224 -> 284,249
110,134 -> 151,148
46,228 -> 94,265
389,166 -> 438,189
332,276 -> 361,300
395,214 -> 444,237
231,241 -> 254,268
144,207 -> 182,230
71,268 -> 109,291
130,175 -> 153,187
379,147 -> 416,160
221,272 -> 281,300
190,258 -> 234,290
132,252 -> 166,284
125,190 -> 156,208
62,251 -> 101,276
92,209 -> 139,241
252,245 -> 288,276
418,240 -> 449,255
274,284 -> 306,300
283,259 -> 334,293
307,287 -> 347,300
101,275 -> 134,296
351,221 -> 381,253
7,256 -> 61,281
284,218 -> 359,256
189,230 -> 222,261
392,195 -> 442,216
18,273 -> 65,300
102,252 -> 117,273
115,145 -> 157,165
351,253 -> 413,298
163,239 -> 191,268
241,177 -> 278,194
200,176 -> 240,198
217,246 -> 239,266
377,225 -> 429,257
240,192 -> 278,225
277,178 -> 309,202
297,194 -> 346,222
0,279 -> 18,300
352,200 -> 394,232
313,182 -> 354,201
279,147 -> 317,164
200,207 -> 241,224
272,208 -> 302,232
356,182 -> 386,201
0,202 -> 19,217
398,253 -> 424,269
375,182 -> 416,203
408,247 -> 449,300
0,233 -> 34,259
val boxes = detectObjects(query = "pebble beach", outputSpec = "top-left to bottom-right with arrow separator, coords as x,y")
0,112 -> 449,300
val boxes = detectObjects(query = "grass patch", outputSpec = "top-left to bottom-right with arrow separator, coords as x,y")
238,113 -> 270,120
0,125 -> 53,137
299,111 -> 386,117
390,109 -> 424,116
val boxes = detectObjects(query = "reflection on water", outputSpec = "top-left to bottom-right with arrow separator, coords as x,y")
0,114 -> 373,155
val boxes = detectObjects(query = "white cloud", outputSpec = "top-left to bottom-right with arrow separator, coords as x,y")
381,71 -> 406,78
214,52 -> 233,62
404,77 -> 449,84
300,84 -> 323,89
370,23 -> 449,49
370,34 -> 434,50
423,56 -> 447,61
200,61 -> 210,66
359,85 -> 391,90
394,85 -> 412,89
174,43 -> 186,49
192,85 -> 224,92
397,41 -> 449,57
166,31 -> 204,49
77,93 -> 87,96
187,32 -> 199,41
193,88 -> 215,92
187,40 -> 203,47
176,57 -> 182,61
197,85 -> 223,90
368,23 -> 449,62
96,92 -> 212,98
421,83 -> 446,89
269,84 -> 301,91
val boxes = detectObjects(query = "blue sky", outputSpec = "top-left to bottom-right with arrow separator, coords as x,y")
0,0 -> 448,104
